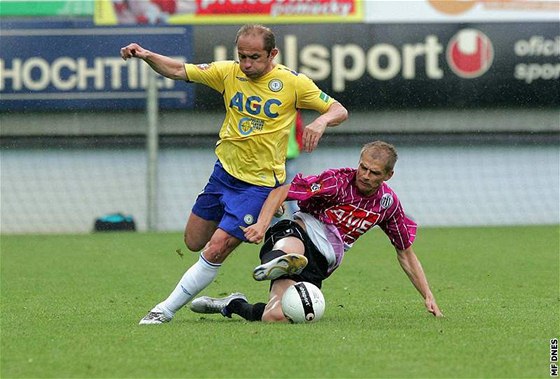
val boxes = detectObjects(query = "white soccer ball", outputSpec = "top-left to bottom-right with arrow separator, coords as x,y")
281,281 -> 326,323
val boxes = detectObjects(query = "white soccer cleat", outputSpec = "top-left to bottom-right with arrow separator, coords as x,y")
253,254 -> 308,281
139,306 -> 172,325
189,293 -> 247,318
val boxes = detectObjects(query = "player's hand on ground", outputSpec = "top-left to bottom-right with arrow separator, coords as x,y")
426,298 -> 444,317
120,43 -> 147,60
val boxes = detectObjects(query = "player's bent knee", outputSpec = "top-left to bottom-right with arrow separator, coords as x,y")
184,235 -> 205,252
273,236 -> 305,255
184,214 -> 218,252
200,232 -> 240,264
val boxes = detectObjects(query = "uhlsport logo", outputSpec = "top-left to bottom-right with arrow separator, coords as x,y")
446,29 -> 494,78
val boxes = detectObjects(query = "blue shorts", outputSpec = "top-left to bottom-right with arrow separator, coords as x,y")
192,161 -> 277,241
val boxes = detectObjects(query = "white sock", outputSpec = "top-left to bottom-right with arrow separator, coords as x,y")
157,254 -> 220,318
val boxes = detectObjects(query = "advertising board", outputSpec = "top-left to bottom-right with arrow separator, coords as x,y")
1,21 -> 557,111
365,0 -> 559,23
191,23 -> 559,109
94,0 -> 363,25
0,21 -> 194,111
0,0 -> 93,16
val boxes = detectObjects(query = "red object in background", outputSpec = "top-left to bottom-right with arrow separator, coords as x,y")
294,111 -> 304,151
151,0 -> 177,14
195,0 -> 355,15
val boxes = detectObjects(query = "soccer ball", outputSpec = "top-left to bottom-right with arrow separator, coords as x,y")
281,281 -> 326,323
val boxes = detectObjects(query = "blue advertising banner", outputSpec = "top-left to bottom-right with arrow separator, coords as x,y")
0,20 -> 193,111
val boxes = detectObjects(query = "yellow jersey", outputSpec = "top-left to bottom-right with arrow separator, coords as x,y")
184,61 -> 336,187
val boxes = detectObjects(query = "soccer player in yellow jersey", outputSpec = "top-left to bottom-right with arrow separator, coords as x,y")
120,24 -> 348,324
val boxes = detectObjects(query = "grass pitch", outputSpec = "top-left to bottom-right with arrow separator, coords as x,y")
1,225 -> 558,378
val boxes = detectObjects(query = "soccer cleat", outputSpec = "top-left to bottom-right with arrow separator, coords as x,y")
189,293 -> 248,318
139,307 -> 172,325
253,253 -> 308,281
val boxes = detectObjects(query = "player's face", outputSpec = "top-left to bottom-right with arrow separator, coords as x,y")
236,34 -> 277,79
355,156 -> 393,196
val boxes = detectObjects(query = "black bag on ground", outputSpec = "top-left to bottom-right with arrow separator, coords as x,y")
94,213 -> 136,232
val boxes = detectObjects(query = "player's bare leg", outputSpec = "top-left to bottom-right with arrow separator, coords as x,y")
184,213 -> 218,252
261,278 -> 295,322
140,227 -> 242,324
189,235 -> 303,323
273,236 -> 305,255
201,228 -> 242,264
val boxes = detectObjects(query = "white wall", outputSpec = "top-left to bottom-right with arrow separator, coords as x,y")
1,143 -> 558,234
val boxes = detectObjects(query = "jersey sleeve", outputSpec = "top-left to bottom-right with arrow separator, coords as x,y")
294,73 -> 336,113
287,169 -> 340,201
184,61 -> 233,93
378,202 -> 417,250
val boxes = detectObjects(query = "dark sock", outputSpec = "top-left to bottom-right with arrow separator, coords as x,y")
260,249 -> 285,264
227,300 -> 266,322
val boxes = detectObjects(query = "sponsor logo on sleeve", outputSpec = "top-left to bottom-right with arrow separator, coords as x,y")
310,183 -> 321,192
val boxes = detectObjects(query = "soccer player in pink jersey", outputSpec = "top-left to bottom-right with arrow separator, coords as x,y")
190,141 -> 443,321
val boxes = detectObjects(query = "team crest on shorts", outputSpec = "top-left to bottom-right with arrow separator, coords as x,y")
243,214 -> 254,225
268,79 -> 283,92
380,193 -> 393,209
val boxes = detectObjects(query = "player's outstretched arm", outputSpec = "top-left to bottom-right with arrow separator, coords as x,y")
396,247 -> 444,317
243,185 -> 291,244
302,102 -> 348,152
120,43 -> 188,81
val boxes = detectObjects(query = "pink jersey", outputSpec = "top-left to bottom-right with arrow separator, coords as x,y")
287,168 -> 417,252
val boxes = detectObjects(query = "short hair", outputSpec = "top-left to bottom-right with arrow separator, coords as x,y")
235,24 -> 276,54
360,141 -> 398,173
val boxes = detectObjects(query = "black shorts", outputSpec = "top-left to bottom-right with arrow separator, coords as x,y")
259,219 -> 329,288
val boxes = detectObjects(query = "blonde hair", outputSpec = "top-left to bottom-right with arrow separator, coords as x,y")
360,141 -> 398,173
